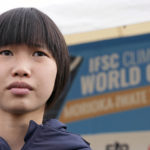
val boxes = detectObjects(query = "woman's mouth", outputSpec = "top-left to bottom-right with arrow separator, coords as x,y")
7,82 -> 33,96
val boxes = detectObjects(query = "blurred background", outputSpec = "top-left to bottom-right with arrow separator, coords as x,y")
1,0 -> 150,34
1,1 -> 150,150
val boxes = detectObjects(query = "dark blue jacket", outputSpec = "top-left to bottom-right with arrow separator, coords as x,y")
0,119 -> 91,150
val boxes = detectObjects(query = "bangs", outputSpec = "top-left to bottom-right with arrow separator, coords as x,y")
0,8 -> 49,48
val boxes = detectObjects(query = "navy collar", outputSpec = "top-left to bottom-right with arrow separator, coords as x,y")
24,120 -> 39,142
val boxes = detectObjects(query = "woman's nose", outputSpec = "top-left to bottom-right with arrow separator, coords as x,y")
11,64 -> 31,78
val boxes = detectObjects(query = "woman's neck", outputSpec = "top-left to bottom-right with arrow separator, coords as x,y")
0,108 -> 44,150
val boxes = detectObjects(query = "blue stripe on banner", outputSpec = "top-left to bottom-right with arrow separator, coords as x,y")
69,33 -> 150,55
66,106 -> 150,135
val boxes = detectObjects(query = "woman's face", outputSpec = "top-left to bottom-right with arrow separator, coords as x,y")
0,44 -> 57,114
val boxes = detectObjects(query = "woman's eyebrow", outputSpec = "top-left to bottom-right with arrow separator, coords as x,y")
31,44 -> 44,48
29,44 -> 47,51
31,44 -> 52,54
0,46 -> 10,49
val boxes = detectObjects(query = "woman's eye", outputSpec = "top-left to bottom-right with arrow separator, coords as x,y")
0,50 -> 13,56
33,51 -> 47,57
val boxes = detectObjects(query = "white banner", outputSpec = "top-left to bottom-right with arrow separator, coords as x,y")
83,131 -> 150,150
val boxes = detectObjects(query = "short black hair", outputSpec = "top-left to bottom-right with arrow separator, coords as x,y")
0,8 -> 70,118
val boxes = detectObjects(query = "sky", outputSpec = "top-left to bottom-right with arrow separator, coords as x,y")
0,0 -> 150,34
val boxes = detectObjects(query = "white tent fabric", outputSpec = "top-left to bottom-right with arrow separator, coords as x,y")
0,0 -> 150,35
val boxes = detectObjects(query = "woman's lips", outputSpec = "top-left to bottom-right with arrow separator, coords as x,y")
10,88 -> 30,95
7,82 -> 33,95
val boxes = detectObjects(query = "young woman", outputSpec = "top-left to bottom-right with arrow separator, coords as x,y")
0,8 -> 91,150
